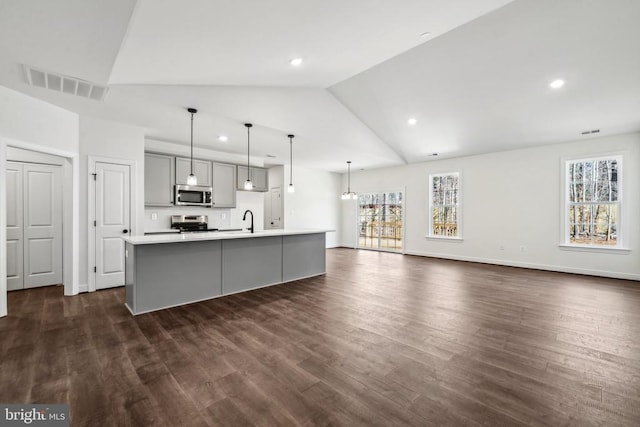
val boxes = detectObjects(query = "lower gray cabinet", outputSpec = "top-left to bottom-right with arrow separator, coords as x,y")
221,237 -> 283,294
126,241 -> 222,314
212,162 -> 236,207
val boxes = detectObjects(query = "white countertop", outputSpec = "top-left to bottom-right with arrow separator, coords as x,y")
123,229 -> 334,245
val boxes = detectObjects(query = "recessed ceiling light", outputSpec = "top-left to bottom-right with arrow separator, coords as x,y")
407,118 -> 417,126
420,32 -> 431,37
218,135 -> 228,142
549,79 -> 565,89
290,58 -> 303,67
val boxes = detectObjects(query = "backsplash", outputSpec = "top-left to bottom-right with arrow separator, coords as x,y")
144,206 -> 232,231
144,191 -> 265,233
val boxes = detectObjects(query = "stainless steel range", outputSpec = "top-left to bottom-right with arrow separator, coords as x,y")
170,215 -> 218,233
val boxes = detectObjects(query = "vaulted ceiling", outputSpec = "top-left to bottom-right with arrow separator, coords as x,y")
1,0 -> 638,172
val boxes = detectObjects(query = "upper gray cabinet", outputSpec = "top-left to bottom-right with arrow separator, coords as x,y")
237,165 -> 268,192
145,153 -> 175,206
175,157 -> 212,187
212,163 -> 236,207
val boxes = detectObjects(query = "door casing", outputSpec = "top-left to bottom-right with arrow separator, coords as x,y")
1,138 -> 79,318
88,156 -> 137,292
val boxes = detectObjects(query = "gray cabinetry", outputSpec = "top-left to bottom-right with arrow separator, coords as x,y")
176,157 -> 212,187
212,162 -> 236,207
221,236 -> 283,295
126,240 -> 222,314
124,231 -> 328,315
237,165 -> 268,192
144,153 -> 174,206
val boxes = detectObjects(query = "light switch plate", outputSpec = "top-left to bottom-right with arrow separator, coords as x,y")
151,212 -> 158,220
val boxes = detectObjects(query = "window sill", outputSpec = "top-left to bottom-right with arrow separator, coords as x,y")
425,236 -> 464,242
558,244 -> 631,254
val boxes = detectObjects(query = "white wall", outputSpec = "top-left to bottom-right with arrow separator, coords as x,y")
342,132 -> 640,280
0,86 -> 80,316
284,165 -> 341,248
79,116 -> 145,290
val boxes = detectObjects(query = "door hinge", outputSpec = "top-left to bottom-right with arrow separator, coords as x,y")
94,266 -> 97,273
93,220 -> 97,227
91,173 -> 97,181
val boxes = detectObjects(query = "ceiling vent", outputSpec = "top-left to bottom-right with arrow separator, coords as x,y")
23,65 -> 109,101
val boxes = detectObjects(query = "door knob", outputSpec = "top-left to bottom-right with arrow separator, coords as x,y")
123,229 -> 129,234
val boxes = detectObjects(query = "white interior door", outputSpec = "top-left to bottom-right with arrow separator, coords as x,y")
23,164 -> 63,288
270,187 -> 282,229
6,163 -> 24,291
95,162 -> 130,289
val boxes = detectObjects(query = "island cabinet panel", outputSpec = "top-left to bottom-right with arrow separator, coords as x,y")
283,233 -> 326,282
125,242 -> 135,310
126,240 -> 222,314
221,236 -> 283,294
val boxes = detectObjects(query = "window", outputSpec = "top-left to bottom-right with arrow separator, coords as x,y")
565,156 -> 621,247
429,172 -> 460,238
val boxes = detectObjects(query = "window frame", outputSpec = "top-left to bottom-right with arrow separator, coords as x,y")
427,171 -> 462,240
562,154 -> 624,250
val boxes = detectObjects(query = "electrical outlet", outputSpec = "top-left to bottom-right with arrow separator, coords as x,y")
499,245 -> 504,251
151,212 -> 158,220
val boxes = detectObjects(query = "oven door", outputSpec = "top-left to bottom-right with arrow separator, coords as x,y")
175,185 -> 212,206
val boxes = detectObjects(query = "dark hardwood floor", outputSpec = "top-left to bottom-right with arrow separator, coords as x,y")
2,248 -> 640,426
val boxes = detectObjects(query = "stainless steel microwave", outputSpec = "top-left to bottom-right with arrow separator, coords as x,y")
174,184 -> 213,207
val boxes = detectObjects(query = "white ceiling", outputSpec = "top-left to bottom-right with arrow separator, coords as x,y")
1,0 -> 639,172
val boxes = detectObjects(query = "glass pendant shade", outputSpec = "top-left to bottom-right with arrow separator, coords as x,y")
288,183 -> 295,193
342,161 -> 356,201
244,180 -> 253,190
187,174 -> 197,186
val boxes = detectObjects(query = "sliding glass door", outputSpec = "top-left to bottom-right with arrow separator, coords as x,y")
358,191 -> 403,252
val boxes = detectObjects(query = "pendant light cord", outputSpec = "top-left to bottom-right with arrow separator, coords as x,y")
247,125 -> 251,181
190,112 -> 194,175
289,136 -> 293,185
347,161 -> 351,192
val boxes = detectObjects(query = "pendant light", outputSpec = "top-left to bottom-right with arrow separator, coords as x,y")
187,108 -> 198,186
341,161 -> 357,200
244,123 -> 253,190
287,134 -> 295,193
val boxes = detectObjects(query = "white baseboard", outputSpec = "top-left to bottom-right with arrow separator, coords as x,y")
78,283 -> 89,293
404,250 -> 640,281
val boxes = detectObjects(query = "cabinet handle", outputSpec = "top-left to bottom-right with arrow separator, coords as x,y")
123,229 -> 129,234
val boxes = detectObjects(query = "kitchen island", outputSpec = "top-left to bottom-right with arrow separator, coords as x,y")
122,229 -> 330,315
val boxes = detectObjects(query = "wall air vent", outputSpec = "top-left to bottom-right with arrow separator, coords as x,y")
23,64 -> 109,101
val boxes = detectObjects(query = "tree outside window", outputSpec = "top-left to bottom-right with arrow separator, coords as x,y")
566,156 -> 620,246
429,172 -> 460,238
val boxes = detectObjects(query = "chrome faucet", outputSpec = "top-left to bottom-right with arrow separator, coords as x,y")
243,209 -> 254,233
